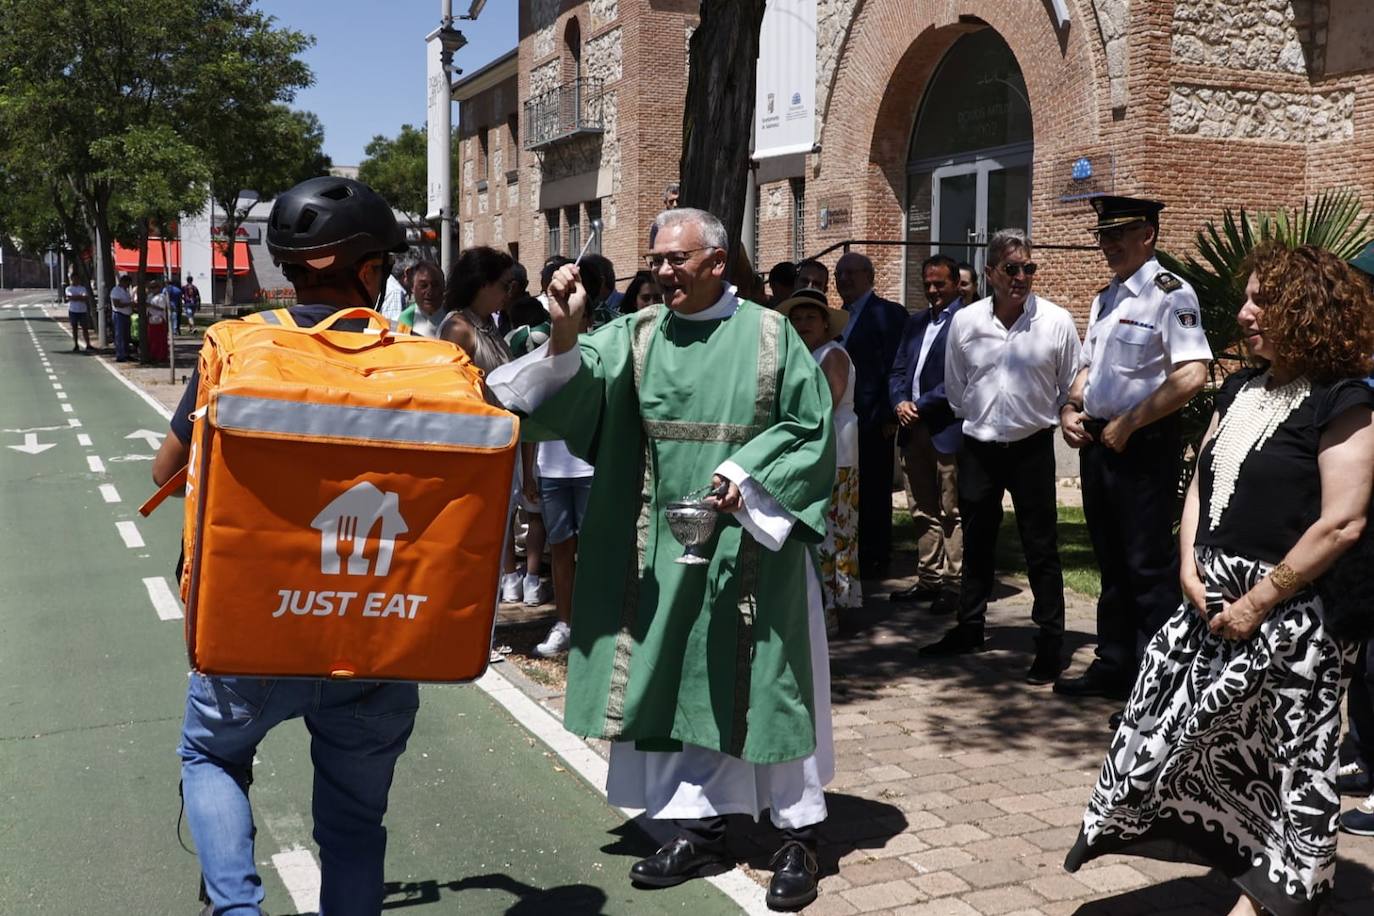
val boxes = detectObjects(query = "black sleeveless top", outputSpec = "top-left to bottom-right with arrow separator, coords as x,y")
1194,367 -> 1374,563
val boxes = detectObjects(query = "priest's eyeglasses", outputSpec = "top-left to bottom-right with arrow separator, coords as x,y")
1001,262 -> 1038,277
644,247 -> 717,270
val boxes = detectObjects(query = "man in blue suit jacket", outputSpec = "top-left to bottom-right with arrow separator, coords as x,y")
835,251 -> 910,578
887,254 -> 965,609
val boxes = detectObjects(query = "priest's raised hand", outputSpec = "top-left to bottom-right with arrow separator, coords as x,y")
547,264 -> 588,355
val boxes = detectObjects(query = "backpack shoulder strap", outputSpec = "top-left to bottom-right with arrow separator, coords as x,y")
243,308 -> 298,327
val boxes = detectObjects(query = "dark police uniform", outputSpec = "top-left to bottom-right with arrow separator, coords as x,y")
1066,197 -> 1212,696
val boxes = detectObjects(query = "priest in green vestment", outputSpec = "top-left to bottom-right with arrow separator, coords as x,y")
487,208 -> 836,910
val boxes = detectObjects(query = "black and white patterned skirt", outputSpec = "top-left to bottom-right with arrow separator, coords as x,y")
1065,546 -> 1356,916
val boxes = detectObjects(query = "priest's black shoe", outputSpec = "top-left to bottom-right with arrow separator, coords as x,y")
1108,709 -> 1125,729
1053,664 -> 1132,700
1025,639 -> 1066,685
889,583 -> 940,603
917,624 -> 985,657
766,841 -> 819,911
629,837 -> 730,888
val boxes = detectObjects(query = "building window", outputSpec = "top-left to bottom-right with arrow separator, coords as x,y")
565,205 -> 580,257
752,187 -> 761,267
790,178 -> 806,261
585,201 -> 602,255
546,210 -> 561,258
478,130 -> 489,180
507,114 -> 519,171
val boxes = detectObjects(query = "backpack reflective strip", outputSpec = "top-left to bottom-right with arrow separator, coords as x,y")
214,394 -> 514,449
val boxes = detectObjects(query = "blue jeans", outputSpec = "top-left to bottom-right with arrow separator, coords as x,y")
113,311 -> 132,360
178,674 -> 419,915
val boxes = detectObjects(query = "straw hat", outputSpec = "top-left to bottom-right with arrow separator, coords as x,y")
776,289 -> 849,339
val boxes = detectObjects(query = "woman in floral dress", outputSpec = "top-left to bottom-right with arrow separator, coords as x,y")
780,289 -> 860,633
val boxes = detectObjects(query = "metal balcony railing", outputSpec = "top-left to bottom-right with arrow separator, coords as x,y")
523,77 -> 605,151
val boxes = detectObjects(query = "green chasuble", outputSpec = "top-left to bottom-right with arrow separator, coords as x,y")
520,300 -> 836,764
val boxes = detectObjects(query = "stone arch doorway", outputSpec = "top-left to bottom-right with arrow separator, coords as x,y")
904,28 -> 1032,304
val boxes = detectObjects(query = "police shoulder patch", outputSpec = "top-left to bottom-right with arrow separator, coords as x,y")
1155,272 -> 1183,293
1174,308 -> 1199,329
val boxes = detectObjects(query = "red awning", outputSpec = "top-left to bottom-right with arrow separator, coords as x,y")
112,238 -> 250,276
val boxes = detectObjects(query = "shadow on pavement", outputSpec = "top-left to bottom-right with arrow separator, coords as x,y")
1066,855 -> 1374,914
829,586 -> 1114,762
379,874 -> 607,913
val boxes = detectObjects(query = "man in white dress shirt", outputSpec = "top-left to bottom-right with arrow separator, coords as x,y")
920,229 -> 1081,686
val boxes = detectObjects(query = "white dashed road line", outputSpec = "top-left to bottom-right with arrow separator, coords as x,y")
116,521 -> 145,549
269,848 -> 323,915
68,418 -> 81,428
100,484 -> 121,504
141,577 -> 183,621
86,456 -> 105,474
61,404 -> 73,413
77,434 -> 92,447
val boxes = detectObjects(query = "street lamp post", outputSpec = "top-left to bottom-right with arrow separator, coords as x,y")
428,0 -> 481,276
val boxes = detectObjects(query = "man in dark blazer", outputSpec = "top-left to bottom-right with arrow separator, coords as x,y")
887,254 -> 965,610
835,251 -> 909,578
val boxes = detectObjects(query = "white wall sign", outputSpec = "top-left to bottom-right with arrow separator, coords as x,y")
754,0 -> 817,161
425,33 -> 448,221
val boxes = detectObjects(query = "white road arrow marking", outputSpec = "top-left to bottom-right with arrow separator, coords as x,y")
126,429 -> 164,449
7,433 -> 56,455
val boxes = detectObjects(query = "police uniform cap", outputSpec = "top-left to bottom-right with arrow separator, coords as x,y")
1090,195 -> 1166,231
1349,241 -> 1374,278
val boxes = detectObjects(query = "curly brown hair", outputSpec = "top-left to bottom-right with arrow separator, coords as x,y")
1244,243 -> 1374,383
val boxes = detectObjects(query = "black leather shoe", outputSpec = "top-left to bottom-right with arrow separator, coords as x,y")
1053,665 -> 1132,700
889,583 -> 941,603
1026,640 -> 1066,685
927,592 -> 959,615
766,841 -> 818,911
629,837 -> 730,888
1338,767 -> 1372,796
918,625 -> 985,657
1108,709 -> 1125,729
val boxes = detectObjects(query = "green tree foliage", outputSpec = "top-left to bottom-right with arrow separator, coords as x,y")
0,0 -> 321,315
358,124 -> 458,263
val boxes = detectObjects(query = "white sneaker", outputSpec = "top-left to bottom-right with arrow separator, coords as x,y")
1339,761 -> 1364,777
534,621 -> 571,657
523,574 -> 550,606
500,572 -> 523,603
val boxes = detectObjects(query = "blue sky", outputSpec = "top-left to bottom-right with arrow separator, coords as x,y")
256,1 -> 518,166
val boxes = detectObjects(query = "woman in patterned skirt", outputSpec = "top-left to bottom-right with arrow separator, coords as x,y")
780,289 -> 860,633
1065,244 -> 1374,916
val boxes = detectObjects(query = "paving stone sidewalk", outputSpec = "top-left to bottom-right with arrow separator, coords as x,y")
91,322 -> 1374,916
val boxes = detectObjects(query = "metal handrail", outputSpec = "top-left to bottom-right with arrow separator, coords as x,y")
807,238 -> 1100,259
523,77 -> 605,151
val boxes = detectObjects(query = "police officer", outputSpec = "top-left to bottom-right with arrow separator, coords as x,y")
152,177 -> 414,916
1055,196 -> 1212,711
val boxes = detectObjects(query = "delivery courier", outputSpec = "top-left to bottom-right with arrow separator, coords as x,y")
147,177 -> 516,916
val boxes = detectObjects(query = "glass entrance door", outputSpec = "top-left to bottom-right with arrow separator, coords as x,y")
929,153 -> 1031,280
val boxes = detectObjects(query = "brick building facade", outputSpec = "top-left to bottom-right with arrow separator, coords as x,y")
460,1 -> 1374,318
454,49 -> 523,263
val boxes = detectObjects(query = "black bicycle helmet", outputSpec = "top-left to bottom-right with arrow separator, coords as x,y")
266,176 -> 407,270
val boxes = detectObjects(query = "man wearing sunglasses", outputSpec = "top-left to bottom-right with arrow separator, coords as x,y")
1054,196 -> 1211,713
922,229 -> 1082,687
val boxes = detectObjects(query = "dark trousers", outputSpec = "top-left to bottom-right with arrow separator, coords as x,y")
1080,416 -> 1182,680
1345,641 -> 1374,771
956,428 -> 1064,642
856,423 -> 895,574
677,816 -> 819,851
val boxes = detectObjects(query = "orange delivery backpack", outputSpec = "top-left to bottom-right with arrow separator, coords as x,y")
141,307 -> 518,683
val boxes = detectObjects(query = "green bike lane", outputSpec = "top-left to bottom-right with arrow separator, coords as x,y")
0,308 -> 745,915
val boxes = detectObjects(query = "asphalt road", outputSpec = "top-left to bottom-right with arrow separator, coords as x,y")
0,290 -> 742,915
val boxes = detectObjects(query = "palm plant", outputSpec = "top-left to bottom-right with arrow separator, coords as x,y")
1157,188 -> 1374,507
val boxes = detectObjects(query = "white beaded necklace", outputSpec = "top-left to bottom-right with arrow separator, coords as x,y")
1206,372 -> 1311,531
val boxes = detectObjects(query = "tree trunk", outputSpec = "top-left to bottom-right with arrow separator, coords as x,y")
215,196 -> 244,310
678,0 -> 767,267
